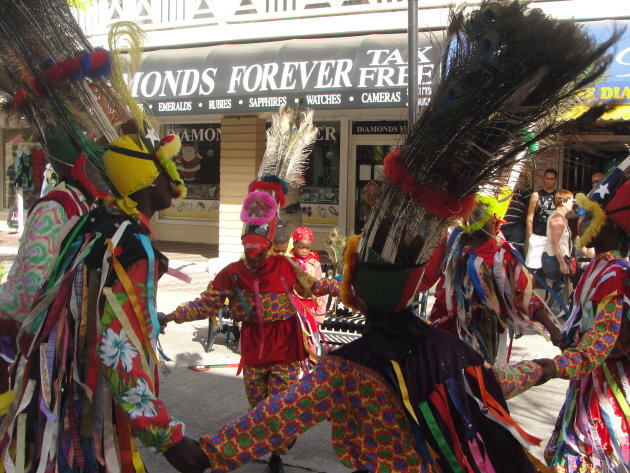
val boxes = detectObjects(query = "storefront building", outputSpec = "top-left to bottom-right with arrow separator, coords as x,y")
1,2 -> 629,259
129,32 -> 443,256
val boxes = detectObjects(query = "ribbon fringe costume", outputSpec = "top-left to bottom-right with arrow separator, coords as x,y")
425,229 -> 548,364
192,0 -> 622,469
0,183 -> 90,393
0,206 -> 184,472
171,256 -> 339,409
544,250 -> 630,472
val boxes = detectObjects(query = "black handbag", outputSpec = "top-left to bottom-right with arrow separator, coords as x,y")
541,252 -> 562,280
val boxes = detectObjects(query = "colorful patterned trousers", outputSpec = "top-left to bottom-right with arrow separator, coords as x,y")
242,361 -> 300,455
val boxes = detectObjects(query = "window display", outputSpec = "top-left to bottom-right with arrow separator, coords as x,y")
160,123 -> 221,219
299,121 -> 340,225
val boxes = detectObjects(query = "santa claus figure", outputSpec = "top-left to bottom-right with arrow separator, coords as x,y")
174,143 -> 202,181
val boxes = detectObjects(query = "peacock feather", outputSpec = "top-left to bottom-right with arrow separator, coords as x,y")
361,0 -> 623,267
260,105 -> 318,188
0,0 -> 147,179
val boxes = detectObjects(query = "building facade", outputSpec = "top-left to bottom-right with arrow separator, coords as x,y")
1,0 -> 629,257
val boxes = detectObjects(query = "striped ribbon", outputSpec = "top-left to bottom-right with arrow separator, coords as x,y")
107,240 -> 159,365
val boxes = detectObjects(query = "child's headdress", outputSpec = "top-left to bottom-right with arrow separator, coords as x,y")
341,0 -> 622,313
293,226 -> 314,243
575,154 -> 630,246
241,105 -> 317,257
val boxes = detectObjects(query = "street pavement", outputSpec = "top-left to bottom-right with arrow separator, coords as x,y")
0,224 -> 568,473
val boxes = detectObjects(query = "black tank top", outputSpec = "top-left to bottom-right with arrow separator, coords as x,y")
532,189 -> 556,236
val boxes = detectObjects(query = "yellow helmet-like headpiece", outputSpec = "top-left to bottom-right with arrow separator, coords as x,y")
103,133 -> 186,216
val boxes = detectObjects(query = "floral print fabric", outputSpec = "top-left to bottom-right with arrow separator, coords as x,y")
98,259 -> 184,452
0,196 -> 81,323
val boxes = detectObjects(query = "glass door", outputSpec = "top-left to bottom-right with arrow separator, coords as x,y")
351,142 -> 396,234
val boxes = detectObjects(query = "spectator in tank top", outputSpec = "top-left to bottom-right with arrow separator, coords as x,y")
525,168 -> 558,271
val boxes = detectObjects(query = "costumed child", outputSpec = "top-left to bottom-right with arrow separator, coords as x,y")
190,2 -> 620,472
270,218 -> 291,256
161,106 -> 340,473
290,226 -> 328,323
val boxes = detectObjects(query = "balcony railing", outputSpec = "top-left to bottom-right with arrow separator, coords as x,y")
76,0 -> 409,36
76,0 -> 614,49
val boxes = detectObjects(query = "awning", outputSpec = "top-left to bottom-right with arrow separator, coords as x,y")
565,104 -> 630,121
130,33 -> 444,115
131,21 -> 630,119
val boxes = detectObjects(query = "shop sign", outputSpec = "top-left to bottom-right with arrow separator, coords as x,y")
581,20 -> 630,104
351,121 -> 407,135
129,33 -> 443,115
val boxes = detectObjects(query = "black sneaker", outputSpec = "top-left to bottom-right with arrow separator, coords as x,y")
265,454 -> 284,473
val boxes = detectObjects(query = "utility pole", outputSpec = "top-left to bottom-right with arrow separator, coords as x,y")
408,0 -> 418,128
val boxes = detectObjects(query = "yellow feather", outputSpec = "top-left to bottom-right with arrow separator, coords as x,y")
108,21 -> 147,132
575,193 -> 606,247
340,235 -> 361,312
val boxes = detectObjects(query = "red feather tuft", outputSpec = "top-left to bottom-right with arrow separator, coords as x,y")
12,89 -> 28,109
384,148 -> 473,219
56,57 -> 80,82
248,180 -> 287,208
90,48 -> 109,69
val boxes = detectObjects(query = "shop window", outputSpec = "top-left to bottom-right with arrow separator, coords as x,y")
2,130 -> 43,213
160,123 -> 221,219
562,145 -> 627,194
299,121 -> 340,226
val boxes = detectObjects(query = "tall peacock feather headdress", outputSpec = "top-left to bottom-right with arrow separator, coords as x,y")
343,0 -> 623,313
0,0 -> 185,208
241,105 -> 318,256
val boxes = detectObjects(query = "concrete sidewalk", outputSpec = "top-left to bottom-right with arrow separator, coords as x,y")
0,225 -> 568,473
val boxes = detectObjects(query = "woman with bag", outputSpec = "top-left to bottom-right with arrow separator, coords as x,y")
541,189 -> 574,312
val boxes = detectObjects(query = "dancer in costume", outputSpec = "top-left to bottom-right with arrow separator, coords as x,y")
0,134 -> 109,391
0,133 -> 107,326
191,3 -> 620,472
0,3 -> 142,394
1,133 -> 210,473
0,1 -> 209,471
524,158 -> 630,473
161,106 -> 339,473
424,190 -> 563,364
